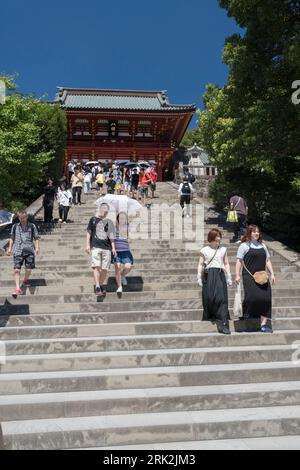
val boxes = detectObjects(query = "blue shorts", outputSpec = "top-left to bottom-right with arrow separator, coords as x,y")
14,252 -> 36,270
112,251 -> 134,265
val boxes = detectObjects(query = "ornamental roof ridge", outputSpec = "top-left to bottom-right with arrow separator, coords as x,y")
54,87 -> 196,112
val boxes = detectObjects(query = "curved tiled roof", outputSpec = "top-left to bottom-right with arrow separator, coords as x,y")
55,87 -> 196,112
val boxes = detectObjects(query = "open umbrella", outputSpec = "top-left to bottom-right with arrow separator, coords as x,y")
0,210 -> 14,228
138,161 -> 151,169
124,162 -> 140,169
95,195 -> 143,215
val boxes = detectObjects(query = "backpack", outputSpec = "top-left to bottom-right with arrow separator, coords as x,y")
12,223 -> 35,243
188,173 -> 196,184
182,182 -> 191,195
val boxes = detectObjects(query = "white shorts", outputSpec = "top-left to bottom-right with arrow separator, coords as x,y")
91,248 -> 111,270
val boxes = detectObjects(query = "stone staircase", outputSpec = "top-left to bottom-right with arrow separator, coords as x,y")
0,183 -> 300,450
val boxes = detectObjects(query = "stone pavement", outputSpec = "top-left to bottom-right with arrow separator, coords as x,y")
0,183 -> 300,450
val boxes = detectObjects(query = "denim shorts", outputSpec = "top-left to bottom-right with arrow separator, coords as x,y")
14,252 -> 36,270
112,251 -> 134,265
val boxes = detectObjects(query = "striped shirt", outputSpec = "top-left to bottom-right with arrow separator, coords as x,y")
10,223 -> 40,256
115,225 -> 130,252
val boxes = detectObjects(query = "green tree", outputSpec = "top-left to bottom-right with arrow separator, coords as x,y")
0,75 -> 67,211
198,0 -> 300,248
36,103 -> 67,182
181,125 -> 203,148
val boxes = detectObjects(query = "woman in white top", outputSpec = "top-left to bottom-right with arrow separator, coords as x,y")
236,225 -> 276,333
57,183 -> 73,223
197,229 -> 232,335
83,171 -> 92,195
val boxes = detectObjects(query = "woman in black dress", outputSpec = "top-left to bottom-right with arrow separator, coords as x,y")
235,225 -> 276,333
198,229 -> 232,335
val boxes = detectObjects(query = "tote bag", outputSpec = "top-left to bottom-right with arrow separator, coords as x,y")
233,284 -> 243,319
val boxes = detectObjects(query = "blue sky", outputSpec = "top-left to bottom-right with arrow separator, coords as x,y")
1,0 -> 239,127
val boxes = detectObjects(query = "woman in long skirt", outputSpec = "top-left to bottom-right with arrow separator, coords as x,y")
235,225 -> 276,333
197,229 -> 232,335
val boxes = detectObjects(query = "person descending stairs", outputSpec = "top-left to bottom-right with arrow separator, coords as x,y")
0,183 -> 300,450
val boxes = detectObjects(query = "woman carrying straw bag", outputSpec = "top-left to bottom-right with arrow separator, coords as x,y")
235,225 -> 276,333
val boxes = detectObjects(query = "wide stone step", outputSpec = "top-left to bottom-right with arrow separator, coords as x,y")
3,405 -> 300,449
0,297 -> 300,315
0,262 -> 288,274
1,382 -> 300,422
1,272 -> 300,288
99,435 -> 300,450
2,329 -> 299,355
1,344 -> 298,374
0,254 -> 285,266
0,283 -> 299,297
1,306 -> 300,329
1,362 -> 300,396
1,319 -> 300,340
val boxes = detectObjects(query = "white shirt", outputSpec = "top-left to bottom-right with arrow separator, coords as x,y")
84,173 -> 92,183
200,246 -> 227,269
178,183 -> 195,195
237,241 -> 270,260
57,189 -> 72,207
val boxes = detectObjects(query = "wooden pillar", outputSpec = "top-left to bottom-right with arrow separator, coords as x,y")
91,120 -> 95,141
157,153 -> 163,182
64,150 -> 69,175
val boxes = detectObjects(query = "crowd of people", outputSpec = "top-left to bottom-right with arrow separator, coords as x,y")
41,162 -> 159,225
6,168 -> 276,335
69,161 -> 158,202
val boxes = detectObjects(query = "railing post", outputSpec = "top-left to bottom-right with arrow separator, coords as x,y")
0,423 -> 4,449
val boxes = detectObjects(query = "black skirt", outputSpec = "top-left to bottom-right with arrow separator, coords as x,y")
202,268 -> 230,323
242,247 -> 272,319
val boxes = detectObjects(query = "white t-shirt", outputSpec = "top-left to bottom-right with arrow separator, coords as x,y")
237,241 -> 270,260
178,183 -> 195,195
84,173 -> 92,183
57,189 -> 72,207
200,246 -> 227,269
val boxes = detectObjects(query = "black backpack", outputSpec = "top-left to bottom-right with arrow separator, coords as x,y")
182,182 -> 191,195
188,173 -> 196,184
11,222 -> 35,242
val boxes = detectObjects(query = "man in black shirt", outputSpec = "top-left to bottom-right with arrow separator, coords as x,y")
130,169 -> 140,199
86,203 -> 116,298
106,176 -> 116,194
43,178 -> 57,223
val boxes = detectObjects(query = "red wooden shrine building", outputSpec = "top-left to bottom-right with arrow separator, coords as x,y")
55,87 -> 196,181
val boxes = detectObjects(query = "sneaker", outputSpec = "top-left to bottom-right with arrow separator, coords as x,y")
116,286 -> 123,294
121,276 -> 128,286
261,325 -> 273,334
95,287 -> 104,297
22,280 -> 30,288
218,322 -> 231,335
58,219 -> 63,223
13,288 -> 23,296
